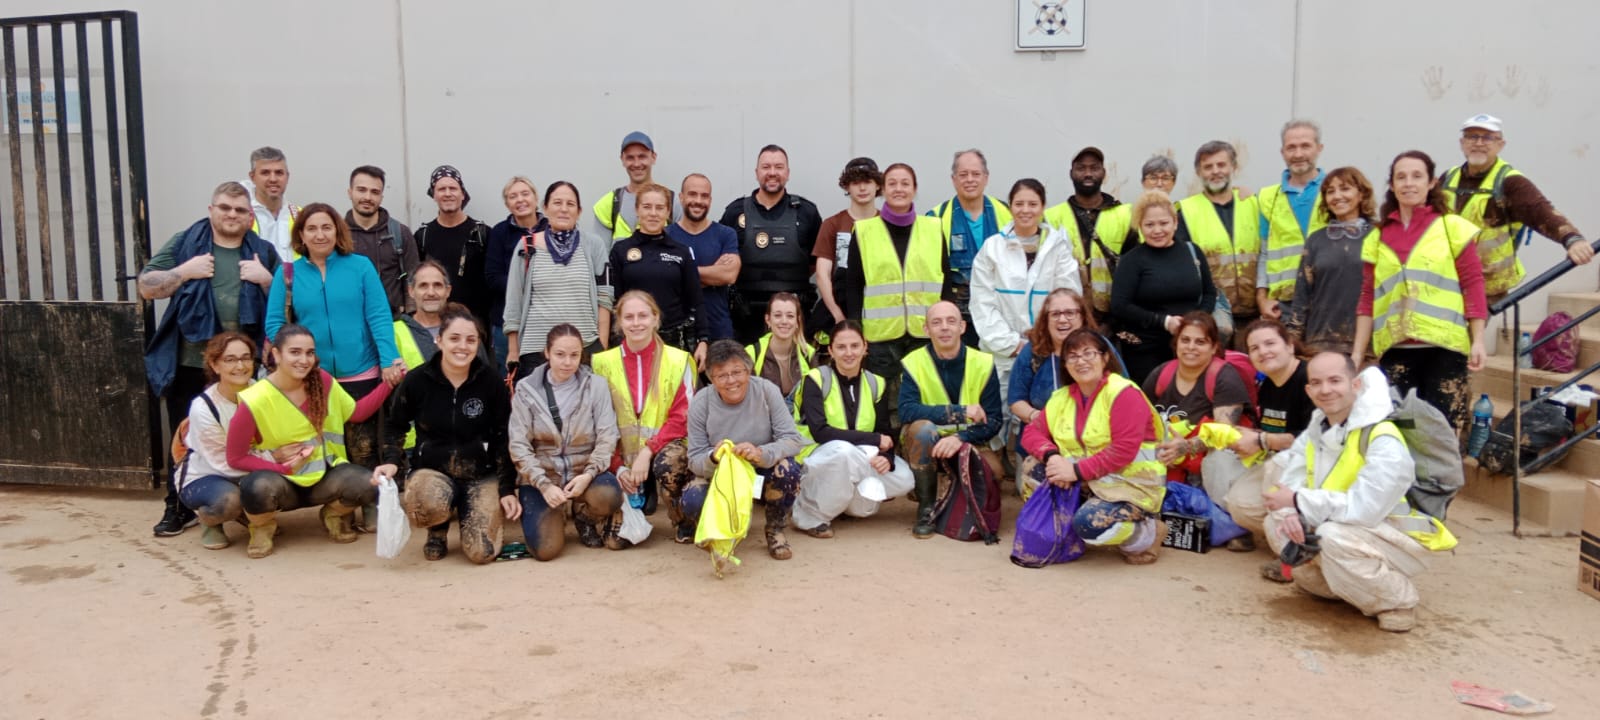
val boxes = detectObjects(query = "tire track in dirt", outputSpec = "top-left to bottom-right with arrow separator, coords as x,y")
67,500 -> 259,717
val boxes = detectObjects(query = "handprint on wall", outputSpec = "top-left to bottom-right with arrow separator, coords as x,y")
1468,72 -> 1494,102
1421,66 -> 1452,100
1498,65 -> 1525,98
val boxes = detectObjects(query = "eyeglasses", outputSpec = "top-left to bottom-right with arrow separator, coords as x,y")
212,203 -> 252,216
1462,133 -> 1502,144
1063,350 -> 1102,364
712,368 -> 750,383
1144,173 -> 1176,183
219,354 -> 254,365
1048,309 -> 1083,320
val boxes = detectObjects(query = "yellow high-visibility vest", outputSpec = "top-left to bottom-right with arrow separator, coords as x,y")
1306,421 -> 1458,551
1042,202 -> 1133,313
592,342 -> 694,459
239,375 -> 356,487
1441,158 -> 1527,296
792,366 -> 883,460
856,216 -> 945,342
1177,192 -> 1261,314
1044,373 -> 1167,512
1257,184 -> 1325,301
393,320 -> 427,450
901,346 -> 993,407
1362,215 -> 1478,357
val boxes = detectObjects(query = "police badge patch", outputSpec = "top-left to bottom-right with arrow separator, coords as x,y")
626,247 -> 643,262
755,231 -> 770,249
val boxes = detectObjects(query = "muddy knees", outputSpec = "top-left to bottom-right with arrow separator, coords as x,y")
649,439 -> 697,540
238,463 -> 377,559
401,469 -> 505,564
178,476 -> 244,550
517,473 -> 626,561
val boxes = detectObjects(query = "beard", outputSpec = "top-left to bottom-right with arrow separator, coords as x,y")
1074,177 -> 1102,196
684,204 -> 708,223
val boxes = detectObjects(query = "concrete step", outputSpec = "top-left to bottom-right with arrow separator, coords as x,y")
1491,323 -> 1600,368
1458,462 -> 1589,536
1463,385 -> 1600,475
1471,354 -> 1594,401
1546,292 -> 1600,332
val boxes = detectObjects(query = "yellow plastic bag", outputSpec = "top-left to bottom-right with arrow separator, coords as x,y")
1197,422 -> 1267,467
695,440 -> 755,578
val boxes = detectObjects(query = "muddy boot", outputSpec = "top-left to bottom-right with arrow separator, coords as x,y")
423,525 -> 449,561
320,502 -> 359,544
641,476 -> 659,516
911,469 -> 938,539
354,502 -> 378,534
765,527 -> 793,560
574,515 -> 604,549
199,523 -> 230,550
1377,608 -> 1416,633
245,512 -> 277,559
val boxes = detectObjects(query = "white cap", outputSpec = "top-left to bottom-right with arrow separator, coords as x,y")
1461,113 -> 1503,133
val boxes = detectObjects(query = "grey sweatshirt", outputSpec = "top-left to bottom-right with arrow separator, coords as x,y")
508,365 -> 619,488
687,376 -> 805,477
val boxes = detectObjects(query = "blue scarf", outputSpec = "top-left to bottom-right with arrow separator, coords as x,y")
143,219 -> 274,396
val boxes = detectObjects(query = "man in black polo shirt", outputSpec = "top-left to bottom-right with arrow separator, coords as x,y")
719,144 -> 822,344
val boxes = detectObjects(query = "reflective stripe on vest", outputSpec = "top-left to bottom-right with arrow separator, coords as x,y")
1442,159 -> 1527,295
857,216 -> 946,342
1044,373 -> 1167,512
901,346 -> 993,407
1305,421 -> 1458,551
1042,202 -> 1132,313
592,343 -> 693,459
1257,185 -> 1324,300
1177,192 -> 1261,314
393,321 -> 427,449
239,376 -> 356,487
1362,215 -> 1475,357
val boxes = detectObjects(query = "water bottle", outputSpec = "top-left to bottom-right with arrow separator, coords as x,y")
1517,332 -> 1533,369
622,468 -> 646,509
1467,393 -> 1494,458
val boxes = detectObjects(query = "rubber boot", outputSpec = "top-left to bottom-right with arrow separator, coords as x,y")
245,512 -> 277,559
423,524 -> 449,560
199,523 -> 230,550
355,502 -> 379,534
320,501 -> 359,543
912,468 -> 938,539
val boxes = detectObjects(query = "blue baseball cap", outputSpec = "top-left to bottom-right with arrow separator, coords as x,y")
620,131 -> 655,153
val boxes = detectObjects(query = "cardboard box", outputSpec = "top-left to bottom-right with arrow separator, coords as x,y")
1582,479 -> 1600,602
1162,512 -> 1210,554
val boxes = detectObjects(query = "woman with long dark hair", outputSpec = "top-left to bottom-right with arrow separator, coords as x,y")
504,181 -> 613,377
1353,150 -> 1487,430
226,324 -> 391,558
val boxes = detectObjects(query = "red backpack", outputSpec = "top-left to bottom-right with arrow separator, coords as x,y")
1532,312 -> 1579,373
1154,351 -> 1259,425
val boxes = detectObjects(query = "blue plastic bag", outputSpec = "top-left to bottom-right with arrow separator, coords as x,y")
1161,481 -> 1248,547
1010,482 -> 1086,567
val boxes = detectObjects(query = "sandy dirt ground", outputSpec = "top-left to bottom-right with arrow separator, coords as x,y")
1,484 -> 1596,719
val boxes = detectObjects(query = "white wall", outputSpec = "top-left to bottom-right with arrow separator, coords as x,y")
3,0 -> 1597,312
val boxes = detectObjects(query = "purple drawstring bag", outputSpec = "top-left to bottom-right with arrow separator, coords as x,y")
1010,482 -> 1086,568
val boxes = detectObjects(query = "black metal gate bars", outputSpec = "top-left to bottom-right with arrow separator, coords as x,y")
0,10 -> 157,489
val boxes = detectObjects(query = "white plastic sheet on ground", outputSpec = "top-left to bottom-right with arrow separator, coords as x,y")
794,441 -> 913,529
375,475 -> 410,559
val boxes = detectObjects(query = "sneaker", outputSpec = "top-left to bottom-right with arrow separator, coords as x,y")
199,524 -> 230,550
153,502 -> 198,537
423,534 -> 448,561
1377,608 -> 1416,633
797,522 -> 833,539
1225,535 -> 1257,553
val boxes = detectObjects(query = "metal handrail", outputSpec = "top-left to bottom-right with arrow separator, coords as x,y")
1507,290 -> 1600,537
1490,237 -> 1600,316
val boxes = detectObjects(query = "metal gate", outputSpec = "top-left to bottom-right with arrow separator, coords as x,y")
0,11 -> 156,489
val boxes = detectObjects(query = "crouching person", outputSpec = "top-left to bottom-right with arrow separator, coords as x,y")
1019,330 -> 1169,564
507,325 -> 627,560
227,325 -> 390,558
178,332 -> 263,550
1260,353 -> 1456,633
373,307 -> 513,564
686,340 -> 808,560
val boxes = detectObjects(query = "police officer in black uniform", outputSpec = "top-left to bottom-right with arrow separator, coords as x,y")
718,144 -> 823,344
610,182 -> 708,366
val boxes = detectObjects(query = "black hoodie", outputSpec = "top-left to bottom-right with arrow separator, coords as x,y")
381,352 -> 515,496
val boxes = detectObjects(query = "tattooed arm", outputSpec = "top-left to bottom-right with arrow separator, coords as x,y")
1213,404 -> 1245,427
138,253 -> 214,300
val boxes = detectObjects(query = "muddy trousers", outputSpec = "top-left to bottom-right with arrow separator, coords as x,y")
402,469 -> 505,565
1379,346 -> 1470,432
1264,513 -> 1430,615
179,475 -> 242,527
643,439 -> 694,526
517,473 -> 623,561
1221,464 -> 1269,537
240,464 -> 376,530
677,458 -> 804,533
900,420 -> 1005,494
1073,497 -> 1160,555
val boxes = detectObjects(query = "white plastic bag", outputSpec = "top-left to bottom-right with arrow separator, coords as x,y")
793,441 -> 868,529
846,453 -> 912,518
375,475 -> 410,559
618,493 -> 653,544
